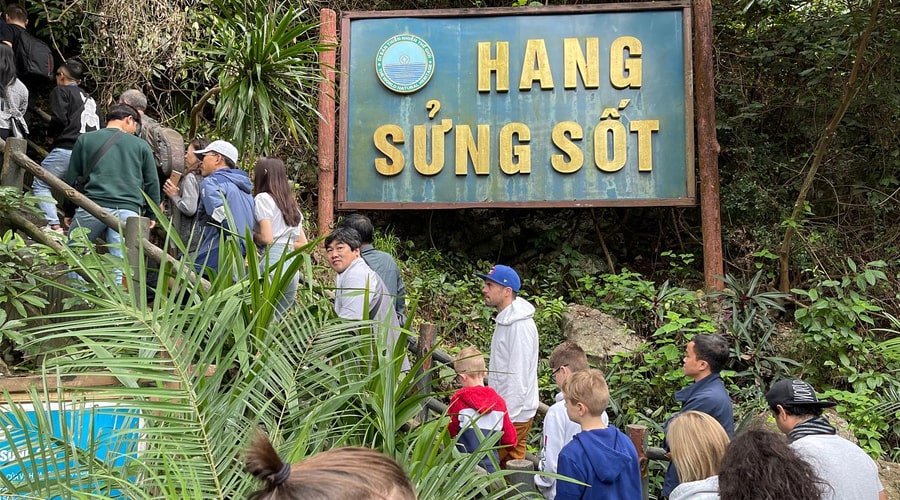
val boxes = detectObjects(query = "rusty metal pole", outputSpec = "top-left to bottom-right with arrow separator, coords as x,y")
317,9 -> 337,239
693,0 -> 724,291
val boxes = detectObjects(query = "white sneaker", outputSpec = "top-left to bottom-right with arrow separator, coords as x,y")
41,225 -> 65,237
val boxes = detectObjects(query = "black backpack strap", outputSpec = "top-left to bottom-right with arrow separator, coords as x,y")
64,130 -> 125,218
85,129 -> 125,179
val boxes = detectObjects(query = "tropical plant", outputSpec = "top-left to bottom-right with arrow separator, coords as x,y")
0,229 -> 538,498
792,259 -> 892,391
823,387 -> 890,458
195,0 -> 327,156
711,271 -> 798,389
0,230 -> 50,326
0,188 -> 61,370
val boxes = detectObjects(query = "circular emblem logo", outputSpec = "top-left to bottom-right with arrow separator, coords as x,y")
375,34 -> 435,94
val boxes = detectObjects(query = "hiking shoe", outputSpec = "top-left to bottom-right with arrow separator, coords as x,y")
41,225 -> 65,237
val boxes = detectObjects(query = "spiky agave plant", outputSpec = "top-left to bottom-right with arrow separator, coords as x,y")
197,0 -> 327,156
1,226 -> 540,499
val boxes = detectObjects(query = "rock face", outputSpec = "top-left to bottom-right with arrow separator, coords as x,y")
878,460 -> 900,498
560,304 -> 642,358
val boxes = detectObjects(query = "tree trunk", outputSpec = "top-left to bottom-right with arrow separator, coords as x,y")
778,0 -> 881,293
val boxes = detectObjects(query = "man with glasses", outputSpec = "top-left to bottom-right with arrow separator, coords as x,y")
337,213 -> 407,324
191,139 -> 254,276
63,104 -> 159,284
537,342 -> 608,499
476,264 -> 539,468
324,226 -> 409,371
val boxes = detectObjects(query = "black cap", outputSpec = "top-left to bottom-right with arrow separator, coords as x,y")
765,378 -> 836,409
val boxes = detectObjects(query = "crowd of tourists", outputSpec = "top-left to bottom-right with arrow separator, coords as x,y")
5,5 -> 887,499
242,263 -> 888,500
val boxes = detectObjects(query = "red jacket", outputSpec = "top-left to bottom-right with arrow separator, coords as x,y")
448,385 -> 517,447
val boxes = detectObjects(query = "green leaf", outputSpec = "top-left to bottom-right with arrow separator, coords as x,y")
839,353 -> 851,367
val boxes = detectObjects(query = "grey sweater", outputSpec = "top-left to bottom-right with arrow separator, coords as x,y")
0,78 -> 28,135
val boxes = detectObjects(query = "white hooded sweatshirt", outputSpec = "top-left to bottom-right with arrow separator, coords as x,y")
669,475 -> 720,500
488,296 -> 539,423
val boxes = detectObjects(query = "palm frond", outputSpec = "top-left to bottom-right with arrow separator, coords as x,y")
6,233 -> 541,498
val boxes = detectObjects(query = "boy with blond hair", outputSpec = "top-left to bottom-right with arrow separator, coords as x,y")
556,369 -> 641,500
537,342 -> 609,499
448,346 -> 517,473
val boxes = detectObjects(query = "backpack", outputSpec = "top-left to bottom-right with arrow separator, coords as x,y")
13,30 -> 53,81
140,118 -> 184,176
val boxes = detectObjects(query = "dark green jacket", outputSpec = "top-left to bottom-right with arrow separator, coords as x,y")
64,127 -> 161,218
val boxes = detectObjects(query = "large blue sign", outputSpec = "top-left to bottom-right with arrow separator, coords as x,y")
0,402 -> 141,498
339,3 -> 695,208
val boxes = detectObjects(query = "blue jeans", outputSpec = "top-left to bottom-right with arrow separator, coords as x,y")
68,207 -> 139,285
32,147 -> 72,226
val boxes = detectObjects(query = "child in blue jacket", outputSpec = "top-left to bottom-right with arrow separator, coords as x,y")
556,369 -> 642,500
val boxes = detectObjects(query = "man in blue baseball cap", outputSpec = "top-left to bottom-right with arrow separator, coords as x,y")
476,264 -> 539,468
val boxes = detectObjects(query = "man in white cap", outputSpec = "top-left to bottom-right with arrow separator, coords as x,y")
766,378 -> 886,500
191,140 -> 254,275
476,264 -> 539,467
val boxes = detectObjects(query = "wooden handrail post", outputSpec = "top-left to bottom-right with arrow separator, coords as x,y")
416,322 -> 437,422
125,216 -> 151,302
505,459 -> 536,495
0,137 -> 26,189
627,424 -> 650,500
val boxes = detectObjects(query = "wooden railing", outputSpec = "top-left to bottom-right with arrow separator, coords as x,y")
0,136 -> 209,289
410,328 -> 653,498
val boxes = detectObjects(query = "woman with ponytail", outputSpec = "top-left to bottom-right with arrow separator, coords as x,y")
246,432 -> 417,500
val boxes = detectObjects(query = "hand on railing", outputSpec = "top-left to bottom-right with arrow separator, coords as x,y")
646,447 -> 670,461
